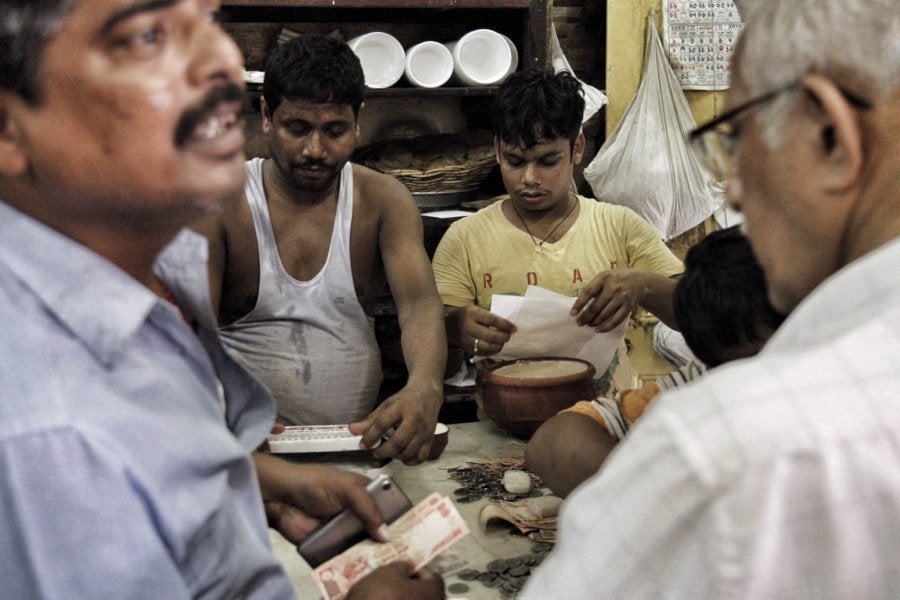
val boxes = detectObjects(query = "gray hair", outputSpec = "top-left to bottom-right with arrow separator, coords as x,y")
0,0 -> 72,105
735,0 -> 900,146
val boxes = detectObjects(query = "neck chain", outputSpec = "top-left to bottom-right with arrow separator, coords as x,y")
511,193 -> 578,254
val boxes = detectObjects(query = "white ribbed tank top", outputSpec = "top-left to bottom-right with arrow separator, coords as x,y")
220,159 -> 381,425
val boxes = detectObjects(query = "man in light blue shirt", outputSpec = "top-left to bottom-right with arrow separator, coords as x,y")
0,1 -> 444,598
0,207 -> 293,598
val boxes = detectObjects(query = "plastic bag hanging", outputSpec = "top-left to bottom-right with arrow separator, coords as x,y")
550,23 -> 608,124
583,17 -> 723,240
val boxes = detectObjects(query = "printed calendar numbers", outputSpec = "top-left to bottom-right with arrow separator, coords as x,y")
664,0 -> 743,90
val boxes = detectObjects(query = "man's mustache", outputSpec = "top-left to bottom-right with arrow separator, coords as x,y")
174,83 -> 246,149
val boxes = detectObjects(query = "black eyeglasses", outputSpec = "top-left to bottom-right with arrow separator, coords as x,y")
688,81 -> 872,181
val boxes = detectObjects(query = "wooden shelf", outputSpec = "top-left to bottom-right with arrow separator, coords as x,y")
247,85 -> 502,96
244,86 -> 499,105
220,0 -> 550,69
224,1 -> 549,161
364,86 -> 499,97
223,0 -> 532,8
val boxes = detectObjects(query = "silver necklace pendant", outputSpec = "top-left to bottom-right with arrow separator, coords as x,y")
510,193 -> 578,257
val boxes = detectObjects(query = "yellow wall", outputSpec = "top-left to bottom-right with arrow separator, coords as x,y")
605,0 -> 729,137
606,0 -> 730,380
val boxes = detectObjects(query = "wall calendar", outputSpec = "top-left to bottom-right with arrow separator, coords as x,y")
663,0 -> 743,90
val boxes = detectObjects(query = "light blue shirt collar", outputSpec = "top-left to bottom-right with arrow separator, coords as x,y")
0,201 -> 159,367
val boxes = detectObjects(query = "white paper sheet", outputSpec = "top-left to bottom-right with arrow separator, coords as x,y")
477,285 -> 627,376
420,210 -> 474,219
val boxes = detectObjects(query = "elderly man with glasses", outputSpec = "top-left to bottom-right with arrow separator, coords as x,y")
520,0 -> 900,597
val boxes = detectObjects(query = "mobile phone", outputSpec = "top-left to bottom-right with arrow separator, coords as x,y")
297,473 -> 413,567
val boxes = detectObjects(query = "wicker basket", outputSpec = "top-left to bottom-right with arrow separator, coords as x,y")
357,132 -> 496,194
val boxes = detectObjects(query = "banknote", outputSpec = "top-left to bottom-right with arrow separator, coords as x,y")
479,495 -> 562,535
312,492 -> 469,600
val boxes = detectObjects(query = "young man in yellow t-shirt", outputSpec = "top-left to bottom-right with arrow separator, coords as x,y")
432,68 -> 684,391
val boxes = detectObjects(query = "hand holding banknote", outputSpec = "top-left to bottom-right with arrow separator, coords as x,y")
314,493 -> 469,600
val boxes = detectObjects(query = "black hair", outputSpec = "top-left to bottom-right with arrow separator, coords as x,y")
262,34 -> 365,117
491,67 -> 585,151
674,226 -> 785,367
0,0 -> 71,105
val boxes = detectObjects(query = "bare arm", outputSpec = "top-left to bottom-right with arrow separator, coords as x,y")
430,215 -> 515,372
351,180 -> 447,465
569,269 -> 680,332
444,304 -> 517,361
525,411 -> 618,498
634,272 -> 680,328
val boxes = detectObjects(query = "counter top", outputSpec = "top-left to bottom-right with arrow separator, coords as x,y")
270,420 -> 555,599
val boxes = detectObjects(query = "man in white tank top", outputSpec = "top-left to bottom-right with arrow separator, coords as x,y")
192,34 -> 446,466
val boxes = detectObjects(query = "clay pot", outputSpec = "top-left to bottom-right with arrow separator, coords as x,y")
427,422 -> 449,460
480,357 -> 596,439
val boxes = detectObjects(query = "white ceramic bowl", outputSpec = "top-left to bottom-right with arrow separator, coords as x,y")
445,29 -> 513,87
404,41 -> 454,88
501,34 -> 519,79
347,32 -> 405,89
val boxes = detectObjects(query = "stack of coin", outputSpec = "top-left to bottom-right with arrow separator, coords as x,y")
448,464 -> 544,503
447,542 -> 554,597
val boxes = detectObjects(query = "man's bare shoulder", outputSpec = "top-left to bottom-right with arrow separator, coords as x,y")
190,190 -> 258,272
351,163 -> 416,211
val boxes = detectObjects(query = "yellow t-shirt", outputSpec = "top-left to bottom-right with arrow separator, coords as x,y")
433,195 -> 684,309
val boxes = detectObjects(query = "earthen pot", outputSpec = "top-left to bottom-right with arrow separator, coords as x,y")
427,423 -> 450,460
480,357 -> 596,439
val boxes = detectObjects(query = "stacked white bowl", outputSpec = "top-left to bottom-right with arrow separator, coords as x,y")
404,41 -> 455,88
348,29 -> 518,89
347,32 -> 405,89
445,29 -> 518,87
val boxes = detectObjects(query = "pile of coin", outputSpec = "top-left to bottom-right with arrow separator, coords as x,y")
447,461 -> 544,503
448,542 -> 554,597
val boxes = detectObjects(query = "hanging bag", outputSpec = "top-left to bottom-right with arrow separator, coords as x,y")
583,17 -> 722,240
550,23 -> 608,124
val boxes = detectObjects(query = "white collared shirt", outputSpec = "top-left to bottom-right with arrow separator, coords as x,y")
524,238 -> 900,599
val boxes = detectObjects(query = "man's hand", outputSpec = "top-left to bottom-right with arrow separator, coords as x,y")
570,269 -> 647,332
570,269 -> 680,332
447,304 -> 516,359
253,453 -> 389,545
349,382 -> 443,465
347,562 -> 445,600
